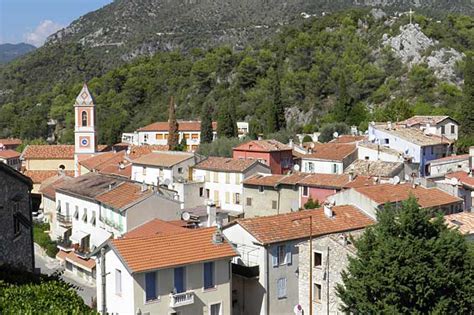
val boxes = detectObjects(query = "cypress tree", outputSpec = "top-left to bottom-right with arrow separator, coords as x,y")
274,68 -> 286,130
167,96 -> 179,150
217,102 -> 236,138
200,102 -> 214,144
459,53 -> 474,138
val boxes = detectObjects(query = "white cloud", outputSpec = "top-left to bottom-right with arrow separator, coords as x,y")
24,20 -> 63,47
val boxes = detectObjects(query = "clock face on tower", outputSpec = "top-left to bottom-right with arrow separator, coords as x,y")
80,136 -> 90,147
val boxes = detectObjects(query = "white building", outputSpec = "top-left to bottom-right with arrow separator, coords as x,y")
357,141 -> 405,162
193,157 -> 270,215
0,149 -> 21,171
428,154 -> 471,176
398,115 -> 459,141
97,224 -> 237,315
300,143 -> 357,174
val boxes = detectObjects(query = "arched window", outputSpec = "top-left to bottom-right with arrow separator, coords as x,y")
81,111 -> 87,127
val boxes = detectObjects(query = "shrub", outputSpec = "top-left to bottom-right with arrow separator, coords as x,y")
33,223 -> 58,258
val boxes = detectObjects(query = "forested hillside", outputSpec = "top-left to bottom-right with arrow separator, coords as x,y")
0,10 -> 473,146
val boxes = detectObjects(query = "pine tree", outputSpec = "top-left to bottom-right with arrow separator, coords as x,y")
200,102 -> 214,144
459,53 -> 474,138
274,68 -> 286,130
167,96 -> 179,150
337,197 -> 474,313
217,102 -> 236,138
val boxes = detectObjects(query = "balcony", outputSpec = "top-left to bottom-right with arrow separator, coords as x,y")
57,213 -> 72,227
169,291 -> 194,308
57,239 -> 73,252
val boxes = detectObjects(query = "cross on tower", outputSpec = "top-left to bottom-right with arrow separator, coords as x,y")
408,8 -> 414,25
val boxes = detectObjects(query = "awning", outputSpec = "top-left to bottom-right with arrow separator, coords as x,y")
70,230 -> 89,244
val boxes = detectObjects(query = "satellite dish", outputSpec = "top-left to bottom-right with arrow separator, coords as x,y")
293,164 -> 300,172
181,212 -> 191,221
404,174 -> 410,181
333,131 -> 339,139
393,176 -> 400,184
163,179 -> 171,186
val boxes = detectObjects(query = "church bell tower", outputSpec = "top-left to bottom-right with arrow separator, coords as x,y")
74,83 -> 97,176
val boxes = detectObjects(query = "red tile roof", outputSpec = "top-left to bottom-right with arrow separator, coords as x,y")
354,183 -> 462,208
233,139 -> 291,152
195,157 -> 265,173
398,115 -> 453,127
137,120 -> 217,132
111,227 -> 237,273
22,145 -> 75,160
429,154 -> 470,164
0,138 -> 22,146
303,143 -> 356,161
444,212 -> 474,235
95,182 -> 152,210
330,135 -> 367,144
446,171 -> 474,188
0,149 -> 21,159
132,151 -> 194,167
24,170 -> 74,184
233,205 -> 374,245
39,175 -> 73,200
124,219 -> 188,238
56,250 -> 96,271
298,173 -> 352,189
243,174 -> 286,187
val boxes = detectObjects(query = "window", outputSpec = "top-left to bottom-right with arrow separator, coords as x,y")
210,303 -> 221,315
174,267 -> 186,293
213,190 -> 219,202
225,192 -> 230,204
234,193 -> 240,205
13,215 -> 21,236
431,146 -> 434,155
66,202 -> 70,215
81,111 -> 87,127
314,252 -> 322,267
115,269 -> 122,295
156,134 -> 164,140
142,166 -> 147,176
332,164 -> 338,174
441,126 -> 445,134
273,244 -> 292,266
192,133 -> 199,140
203,262 -> 215,289
272,200 -> 277,210
199,187 -> 204,197
145,271 -> 157,301
246,197 -> 252,206
308,162 -> 314,173
314,283 -> 322,302
205,171 -> 210,182
451,125 -> 455,134
277,278 -> 287,299
384,138 -> 389,145
213,172 -> 219,183
277,245 -> 286,265
184,133 -> 190,140
258,185 -> 264,193
178,167 -> 183,174
225,173 -> 230,184
82,209 -> 88,223
235,174 -> 241,185
302,186 -> 309,197
206,189 -> 210,198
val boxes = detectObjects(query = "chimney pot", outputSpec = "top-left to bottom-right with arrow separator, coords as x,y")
324,203 -> 333,218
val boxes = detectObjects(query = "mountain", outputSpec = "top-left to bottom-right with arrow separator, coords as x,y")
0,43 -> 36,63
0,9 -> 472,145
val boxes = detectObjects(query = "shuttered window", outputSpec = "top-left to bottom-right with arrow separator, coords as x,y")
203,262 -> 215,289
277,278 -> 287,299
145,271 -> 157,301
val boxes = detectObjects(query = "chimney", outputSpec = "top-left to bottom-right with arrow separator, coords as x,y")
212,224 -> 224,244
257,135 -> 263,141
207,201 -> 217,227
324,203 -> 333,218
289,138 -> 294,148
348,170 -> 355,182
469,146 -> 474,172
387,121 -> 392,130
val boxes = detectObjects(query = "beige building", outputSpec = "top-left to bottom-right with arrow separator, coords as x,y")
98,223 -> 237,315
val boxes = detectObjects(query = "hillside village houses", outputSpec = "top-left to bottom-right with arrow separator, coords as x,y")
0,149 -> 21,171
299,143 -> 358,174
0,138 -> 22,151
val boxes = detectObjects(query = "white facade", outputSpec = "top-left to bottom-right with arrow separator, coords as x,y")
357,143 -> 404,163
131,157 -> 195,188
301,159 -> 344,174
237,121 -> 250,139
429,157 -> 470,176
121,132 -> 139,145
0,156 -> 21,171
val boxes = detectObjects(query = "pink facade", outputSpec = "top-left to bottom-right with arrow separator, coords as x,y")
301,186 -> 338,206
233,150 -> 293,175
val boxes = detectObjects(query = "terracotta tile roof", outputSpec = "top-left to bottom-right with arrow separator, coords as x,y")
195,157 -> 264,173
124,219 -> 188,238
345,160 -> 404,178
95,182 -> 152,210
330,135 -> 367,144
0,149 -> 21,159
354,183 -> 462,208
372,124 -> 453,146
233,205 -> 374,245
446,171 -> 474,188
429,154 -> 470,164
56,250 -> 96,271
111,227 -> 237,273
298,173 -> 351,189
57,172 -> 127,200
398,115 -> 453,127
0,138 -> 22,146
444,212 -> 474,235
357,141 -> 403,157
233,139 -> 291,152
132,151 -> 194,167
278,172 -> 312,185
243,174 -> 286,187
99,162 -> 132,178
39,174 -> 74,200
80,151 -> 119,170
137,120 -> 217,132
22,145 -> 75,160
24,170 -> 74,184
343,175 -> 377,188
128,145 -> 169,159
302,143 -> 356,161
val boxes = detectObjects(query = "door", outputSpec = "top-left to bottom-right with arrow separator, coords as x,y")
174,267 -> 185,293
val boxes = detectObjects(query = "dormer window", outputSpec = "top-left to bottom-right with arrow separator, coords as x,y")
81,111 -> 88,127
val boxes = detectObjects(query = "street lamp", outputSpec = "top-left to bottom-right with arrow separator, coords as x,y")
293,215 -> 313,315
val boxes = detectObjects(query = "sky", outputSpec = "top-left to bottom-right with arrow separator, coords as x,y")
0,0 -> 113,47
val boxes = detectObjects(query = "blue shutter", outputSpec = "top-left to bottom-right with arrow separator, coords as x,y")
285,244 -> 292,265
204,262 -> 214,289
272,247 -> 278,267
145,272 -> 156,301
174,267 -> 185,293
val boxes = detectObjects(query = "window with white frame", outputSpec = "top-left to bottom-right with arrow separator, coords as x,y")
314,283 -> 322,302
210,303 -> 221,315
273,244 -> 292,266
115,269 -> 122,295
302,186 -> 309,197
308,162 -> 314,172
143,166 -> 147,176
277,278 -> 287,299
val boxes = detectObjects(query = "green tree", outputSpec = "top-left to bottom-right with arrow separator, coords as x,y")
198,137 -> 244,157
200,102 -> 214,144
458,53 -> 474,139
303,196 -> 319,209
167,96 -> 179,150
337,197 -> 474,314
217,102 -> 236,138
318,122 -> 350,143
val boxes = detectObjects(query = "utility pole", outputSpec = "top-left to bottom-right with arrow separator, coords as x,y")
101,247 -> 106,315
293,215 -> 313,315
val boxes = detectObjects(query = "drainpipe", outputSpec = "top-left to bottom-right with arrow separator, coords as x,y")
275,185 -> 281,215
101,247 -> 106,315
266,246 -> 270,315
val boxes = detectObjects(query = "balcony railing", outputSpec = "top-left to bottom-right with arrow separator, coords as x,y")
57,213 -> 72,226
57,239 -> 73,252
75,246 -> 91,258
169,291 -> 194,308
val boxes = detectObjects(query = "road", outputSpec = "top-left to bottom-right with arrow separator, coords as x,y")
34,244 -> 96,307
